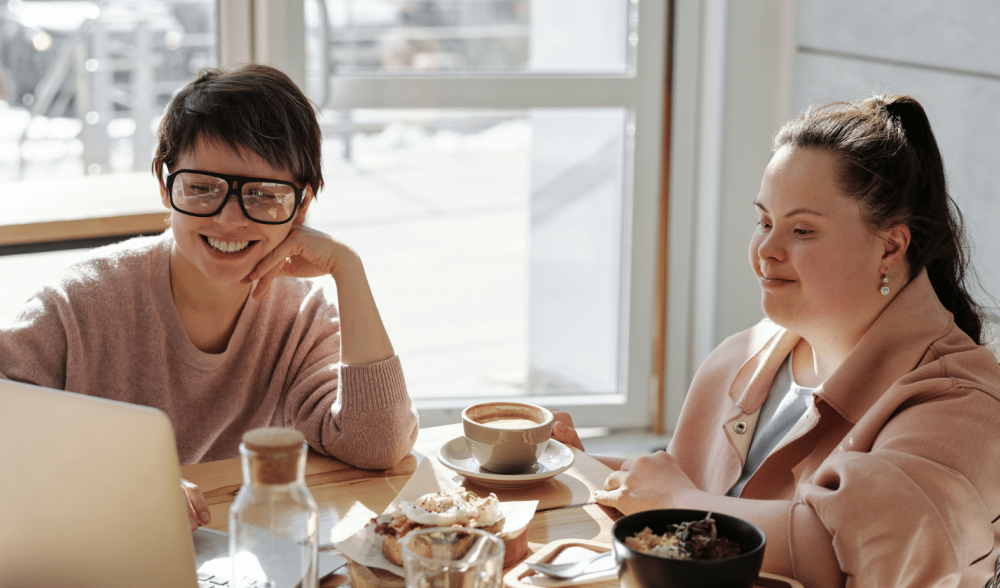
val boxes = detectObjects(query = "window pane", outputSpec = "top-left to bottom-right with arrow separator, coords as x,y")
0,0 -> 218,183
312,108 -> 628,399
305,0 -> 635,78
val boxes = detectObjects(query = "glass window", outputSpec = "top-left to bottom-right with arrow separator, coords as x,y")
312,107 -> 628,400
0,0 -> 667,430
304,0 -> 635,76
0,0 -> 218,183
298,0 -> 666,429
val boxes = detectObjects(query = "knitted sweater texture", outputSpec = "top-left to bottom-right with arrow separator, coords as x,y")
0,233 -> 418,468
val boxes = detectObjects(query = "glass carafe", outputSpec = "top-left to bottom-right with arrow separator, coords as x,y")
229,427 -> 318,588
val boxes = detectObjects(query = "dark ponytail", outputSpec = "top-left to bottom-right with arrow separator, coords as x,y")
774,93 -> 986,344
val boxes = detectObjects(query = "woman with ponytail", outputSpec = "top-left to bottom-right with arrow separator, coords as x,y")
553,94 -> 1000,586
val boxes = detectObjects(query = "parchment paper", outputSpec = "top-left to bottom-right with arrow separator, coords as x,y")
335,457 -> 538,576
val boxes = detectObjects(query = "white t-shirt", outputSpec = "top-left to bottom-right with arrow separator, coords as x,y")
727,352 -> 817,497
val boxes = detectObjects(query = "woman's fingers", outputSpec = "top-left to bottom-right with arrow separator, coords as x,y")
596,469 -> 628,511
244,237 -> 294,283
594,488 -> 622,509
603,469 -> 624,491
550,408 -> 575,428
181,478 -> 211,531
185,499 -> 197,531
552,421 -> 585,451
242,225 -> 341,293
595,452 -> 695,515
549,409 -> 585,451
251,254 -> 290,300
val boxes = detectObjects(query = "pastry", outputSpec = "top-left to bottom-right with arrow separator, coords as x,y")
372,489 -> 506,566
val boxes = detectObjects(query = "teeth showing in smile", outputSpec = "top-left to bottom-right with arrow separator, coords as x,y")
206,237 -> 250,253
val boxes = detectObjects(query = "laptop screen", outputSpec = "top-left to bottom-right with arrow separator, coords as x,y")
0,379 -> 198,587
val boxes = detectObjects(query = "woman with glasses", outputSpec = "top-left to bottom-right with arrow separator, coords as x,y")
553,94 -> 1000,586
0,65 -> 419,531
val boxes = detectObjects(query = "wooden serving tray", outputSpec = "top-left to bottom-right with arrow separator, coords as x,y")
348,562 -> 405,588
504,539 -> 615,588
503,538 -> 805,588
755,573 -> 805,588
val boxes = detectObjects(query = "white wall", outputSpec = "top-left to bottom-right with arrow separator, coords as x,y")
665,0 -> 795,431
713,0 -> 797,347
794,0 -> 1000,322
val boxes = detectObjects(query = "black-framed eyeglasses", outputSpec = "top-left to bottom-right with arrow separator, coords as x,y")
166,169 -> 304,225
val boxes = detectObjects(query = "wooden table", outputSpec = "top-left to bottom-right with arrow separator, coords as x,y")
181,423 -> 622,585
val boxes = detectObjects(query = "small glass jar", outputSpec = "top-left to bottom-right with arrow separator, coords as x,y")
402,527 -> 505,588
229,427 -> 319,588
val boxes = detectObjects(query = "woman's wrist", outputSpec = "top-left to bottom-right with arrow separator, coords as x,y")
329,243 -> 395,366
329,242 -> 362,283
668,486 -> 705,510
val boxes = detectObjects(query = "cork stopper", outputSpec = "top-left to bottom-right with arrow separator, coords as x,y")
241,427 -> 305,484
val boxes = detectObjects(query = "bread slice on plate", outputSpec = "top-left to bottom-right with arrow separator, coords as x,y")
381,518 -> 505,566
374,489 -> 508,566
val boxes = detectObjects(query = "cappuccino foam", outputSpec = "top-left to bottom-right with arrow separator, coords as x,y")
482,418 -> 539,429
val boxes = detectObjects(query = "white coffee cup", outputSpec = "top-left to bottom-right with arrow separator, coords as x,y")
461,402 -> 553,474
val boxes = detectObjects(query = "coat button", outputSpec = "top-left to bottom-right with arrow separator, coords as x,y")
734,421 -> 747,434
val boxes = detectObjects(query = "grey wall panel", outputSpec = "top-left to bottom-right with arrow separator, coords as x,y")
798,0 -> 1000,77
795,52 -> 1000,312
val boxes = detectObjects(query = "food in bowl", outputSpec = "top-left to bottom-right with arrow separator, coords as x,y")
625,513 -> 740,560
612,509 -> 766,588
372,488 -> 506,566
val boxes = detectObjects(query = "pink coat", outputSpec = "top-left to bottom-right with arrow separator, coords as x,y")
668,269 -> 1000,587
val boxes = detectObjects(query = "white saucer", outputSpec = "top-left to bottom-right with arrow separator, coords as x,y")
437,436 -> 575,488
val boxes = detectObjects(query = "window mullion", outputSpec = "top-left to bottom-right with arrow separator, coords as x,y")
328,76 -> 645,110
218,0 -> 253,65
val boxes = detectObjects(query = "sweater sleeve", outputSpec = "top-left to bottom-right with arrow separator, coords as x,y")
0,287 -> 71,389
282,303 -> 418,470
789,386 -> 998,588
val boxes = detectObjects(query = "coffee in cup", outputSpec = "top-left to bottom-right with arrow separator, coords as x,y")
462,402 -> 553,474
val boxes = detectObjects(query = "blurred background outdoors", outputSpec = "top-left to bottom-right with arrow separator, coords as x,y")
0,0 -> 660,438
0,0 -> 997,444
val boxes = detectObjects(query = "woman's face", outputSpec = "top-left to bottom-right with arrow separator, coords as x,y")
160,138 -> 311,286
749,146 -> 887,339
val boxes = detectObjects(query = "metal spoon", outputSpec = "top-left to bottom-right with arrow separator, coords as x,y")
526,550 -> 613,580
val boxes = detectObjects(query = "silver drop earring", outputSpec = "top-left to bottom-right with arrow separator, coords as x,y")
881,269 -> 890,296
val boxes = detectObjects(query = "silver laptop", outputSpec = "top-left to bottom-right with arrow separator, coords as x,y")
0,379 -> 345,588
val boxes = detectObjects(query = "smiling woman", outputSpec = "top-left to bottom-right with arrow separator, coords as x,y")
164,142 -> 306,290
554,93 -> 1000,587
0,65 -> 419,531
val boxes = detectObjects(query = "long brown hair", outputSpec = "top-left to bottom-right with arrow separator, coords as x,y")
774,93 -> 986,344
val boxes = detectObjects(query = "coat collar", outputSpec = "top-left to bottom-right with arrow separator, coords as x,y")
728,321 -> 797,414
819,269 -> 953,423
729,269 -> 953,422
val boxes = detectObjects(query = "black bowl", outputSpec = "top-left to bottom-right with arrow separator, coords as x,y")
612,509 -> 766,588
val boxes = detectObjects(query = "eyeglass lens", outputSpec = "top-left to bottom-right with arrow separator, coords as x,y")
171,172 -> 297,222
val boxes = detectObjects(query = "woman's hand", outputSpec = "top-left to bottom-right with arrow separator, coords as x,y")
550,409 -> 585,451
245,224 -> 395,366
243,224 -> 347,300
181,478 -> 211,531
595,451 -> 699,515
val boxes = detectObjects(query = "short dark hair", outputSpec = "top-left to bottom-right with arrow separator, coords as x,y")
152,64 -> 323,196
774,93 -> 985,344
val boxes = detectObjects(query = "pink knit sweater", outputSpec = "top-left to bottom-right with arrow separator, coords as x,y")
0,233 -> 418,467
